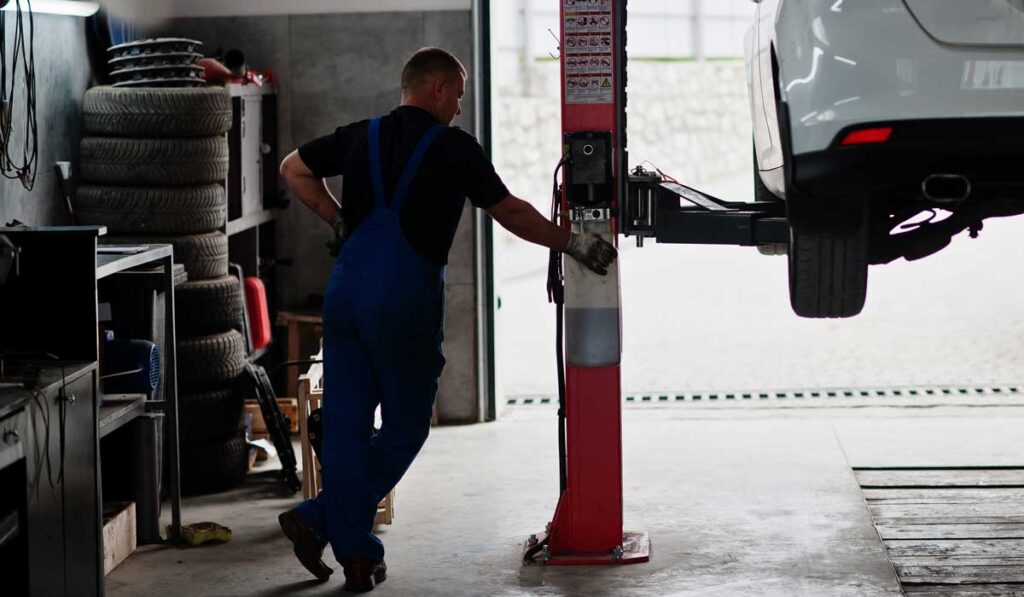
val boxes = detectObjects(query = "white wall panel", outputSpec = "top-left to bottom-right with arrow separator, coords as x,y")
159,0 -> 471,18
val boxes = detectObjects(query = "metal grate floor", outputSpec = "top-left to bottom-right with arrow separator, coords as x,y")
506,384 -> 1024,406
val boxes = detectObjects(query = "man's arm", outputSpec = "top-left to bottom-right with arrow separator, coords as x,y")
279,150 -> 342,225
485,194 -> 569,251
485,195 -> 618,276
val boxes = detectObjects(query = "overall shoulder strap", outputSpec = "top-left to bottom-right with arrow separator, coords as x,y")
389,124 -> 445,212
367,117 -> 386,210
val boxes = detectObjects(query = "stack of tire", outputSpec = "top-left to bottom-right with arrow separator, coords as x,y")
78,85 -> 250,495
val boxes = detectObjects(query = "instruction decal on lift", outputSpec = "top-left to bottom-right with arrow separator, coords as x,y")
563,0 -> 613,105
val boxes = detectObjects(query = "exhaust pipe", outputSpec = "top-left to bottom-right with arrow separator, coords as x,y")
922,174 -> 972,204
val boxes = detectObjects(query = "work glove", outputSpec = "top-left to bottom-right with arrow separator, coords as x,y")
325,213 -> 346,257
564,232 -> 618,276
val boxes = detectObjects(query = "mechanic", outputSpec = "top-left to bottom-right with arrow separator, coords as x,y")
277,47 -> 617,592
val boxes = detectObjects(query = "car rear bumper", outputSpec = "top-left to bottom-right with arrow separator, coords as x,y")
791,117 -> 1024,211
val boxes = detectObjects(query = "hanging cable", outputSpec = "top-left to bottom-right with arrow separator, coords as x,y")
638,160 -> 682,185
0,0 -> 39,190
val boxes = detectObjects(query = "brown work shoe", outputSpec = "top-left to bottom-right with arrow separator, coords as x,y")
278,509 -> 333,582
340,557 -> 386,592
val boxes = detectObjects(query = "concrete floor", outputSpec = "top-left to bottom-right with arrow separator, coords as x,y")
105,403 -> 1024,596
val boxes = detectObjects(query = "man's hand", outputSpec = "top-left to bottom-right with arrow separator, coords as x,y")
280,150 -> 346,256
564,232 -> 617,276
326,212 -> 346,257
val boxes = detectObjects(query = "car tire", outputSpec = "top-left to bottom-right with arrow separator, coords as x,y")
177,330 -> 247,391
180,432 -> 250,495
107,231 -> 228,280
80,136 -> 228,186
178,388 -> 245,444
83,86 -> 232,137
788,220 -> 869,319
175,276 -> 245,337
75,184 -> 226,235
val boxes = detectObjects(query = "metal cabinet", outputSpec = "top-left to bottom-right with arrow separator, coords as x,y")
1,404 -> 29,596
24,364 -> 102,597
230,94 -> 264,219
226,83 -> 278,222
59,369 -> 102,597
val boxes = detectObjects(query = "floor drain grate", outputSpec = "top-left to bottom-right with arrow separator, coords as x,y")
506,385 -> 1024,406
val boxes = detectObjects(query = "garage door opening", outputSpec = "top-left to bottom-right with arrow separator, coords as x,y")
489,0 -> 1024,410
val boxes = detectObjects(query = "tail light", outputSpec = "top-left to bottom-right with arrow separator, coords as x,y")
841,127 -> 893,146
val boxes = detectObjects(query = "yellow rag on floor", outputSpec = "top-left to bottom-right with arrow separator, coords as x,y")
174,522 -> 232,547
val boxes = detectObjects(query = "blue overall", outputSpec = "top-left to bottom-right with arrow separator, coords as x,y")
296,118 -> 447,563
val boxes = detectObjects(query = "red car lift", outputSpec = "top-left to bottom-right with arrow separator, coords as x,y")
523,0 -> 644,566
523,0 -> 789,567
523,0 -> 1024,568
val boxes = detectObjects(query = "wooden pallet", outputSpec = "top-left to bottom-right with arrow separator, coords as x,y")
298,348 -> 394,526
857,468 -> 1024,594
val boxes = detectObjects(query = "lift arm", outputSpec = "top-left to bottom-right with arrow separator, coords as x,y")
625,167 -> 789,247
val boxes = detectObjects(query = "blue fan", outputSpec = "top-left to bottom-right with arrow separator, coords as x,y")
102,339 -> 161,397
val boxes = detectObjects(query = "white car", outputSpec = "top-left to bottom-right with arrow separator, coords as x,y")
747,0 -> 1024,318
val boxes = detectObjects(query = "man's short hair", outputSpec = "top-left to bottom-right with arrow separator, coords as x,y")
401,47 -> 467,91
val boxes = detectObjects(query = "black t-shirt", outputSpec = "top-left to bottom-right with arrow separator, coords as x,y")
298,106 -> 509,267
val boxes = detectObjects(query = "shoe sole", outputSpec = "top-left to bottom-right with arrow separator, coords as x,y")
278,511 -> 333,582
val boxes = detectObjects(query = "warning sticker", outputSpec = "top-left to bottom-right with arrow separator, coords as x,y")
563,0 -> 612,12
564,0 -> 614,104
565,69 -> 614,104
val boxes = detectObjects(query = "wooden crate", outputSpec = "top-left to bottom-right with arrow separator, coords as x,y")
246,398 -> 299,436
299,349 -> 395,526
276,310 -> 324,399
102,502 -> 136,576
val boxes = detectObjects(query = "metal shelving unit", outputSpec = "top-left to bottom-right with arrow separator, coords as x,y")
224,83 -> 282,360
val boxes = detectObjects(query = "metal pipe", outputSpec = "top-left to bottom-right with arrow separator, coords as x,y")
473,0 -> 498,422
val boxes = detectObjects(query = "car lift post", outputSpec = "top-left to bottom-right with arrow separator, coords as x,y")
523,0 -> 651,566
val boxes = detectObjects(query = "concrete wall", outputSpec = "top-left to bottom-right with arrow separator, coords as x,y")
493,0 -> 755,94
165,11 -> 485,423
164,0 -> 471,17
494,59 -> 752,209
0,15 -> 92,227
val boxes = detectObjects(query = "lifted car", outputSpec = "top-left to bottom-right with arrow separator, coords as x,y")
747,0 -> 1024,318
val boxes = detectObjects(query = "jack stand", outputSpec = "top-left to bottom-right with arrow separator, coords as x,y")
524,0 -> 650,566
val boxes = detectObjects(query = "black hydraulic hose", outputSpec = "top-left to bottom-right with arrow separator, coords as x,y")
269,358 -> 323,376
548,153 -> 569,494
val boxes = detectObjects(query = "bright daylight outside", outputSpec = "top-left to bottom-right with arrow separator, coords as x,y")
492,0 -> 1024,405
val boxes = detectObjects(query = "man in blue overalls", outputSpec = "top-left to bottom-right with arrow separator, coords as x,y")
277,47 -> 616,592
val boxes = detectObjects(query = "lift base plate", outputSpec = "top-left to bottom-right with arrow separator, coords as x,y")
523,530 -> 651,566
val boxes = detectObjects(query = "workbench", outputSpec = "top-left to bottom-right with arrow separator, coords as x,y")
0,227 -> 184,596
